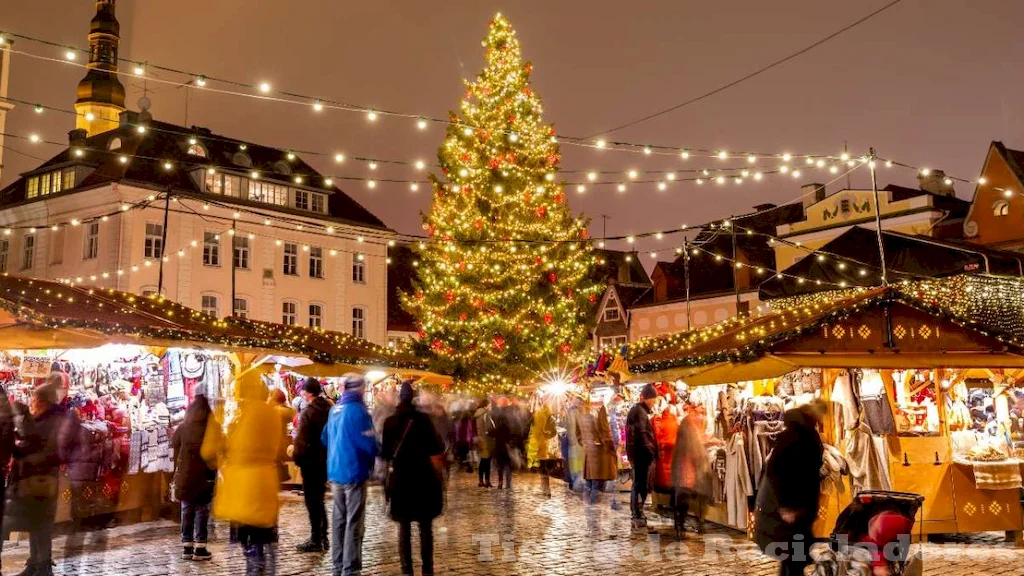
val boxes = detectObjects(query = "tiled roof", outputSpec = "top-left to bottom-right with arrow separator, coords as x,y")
0,113 -> 388,231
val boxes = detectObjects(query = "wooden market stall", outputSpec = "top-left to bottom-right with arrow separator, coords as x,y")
0,274 -> 311,527
628,279 -> 1024,543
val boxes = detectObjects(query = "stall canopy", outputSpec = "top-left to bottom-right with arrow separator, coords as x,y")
759,227 -> 1024,300
0,274 -> 308,355
628,279 -> 1024,384
226,318 -> 429,370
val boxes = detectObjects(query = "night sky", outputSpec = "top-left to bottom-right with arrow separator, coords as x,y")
2,0 -> 1023,260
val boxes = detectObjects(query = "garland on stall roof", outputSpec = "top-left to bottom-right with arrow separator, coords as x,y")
628,287 -> 1024,374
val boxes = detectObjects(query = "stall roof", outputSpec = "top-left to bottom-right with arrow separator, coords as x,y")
628,282 -> 1024,383
226,318 -> 429,369
0,274 -> 309,355
759,227 -> 1024,299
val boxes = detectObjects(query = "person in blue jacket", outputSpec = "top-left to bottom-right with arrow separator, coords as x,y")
321,373 -> 379,576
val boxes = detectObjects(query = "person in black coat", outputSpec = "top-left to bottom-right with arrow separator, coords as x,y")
172,394 -> 216,561
625,384 -> 658,526
382,381 -> 444,576
292,377 -> 333,553
6,383 -> 73,576
0,386 -> 16,574
754,400 -> 826,576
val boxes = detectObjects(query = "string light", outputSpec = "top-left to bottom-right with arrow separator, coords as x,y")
258,82 -> 271,93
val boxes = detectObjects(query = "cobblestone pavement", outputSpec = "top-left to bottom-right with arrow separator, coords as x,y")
3,471 -> 1023,575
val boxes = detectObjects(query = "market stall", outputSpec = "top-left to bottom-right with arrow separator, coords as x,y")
627,278 -> 1024,543
0,274 -> 310,526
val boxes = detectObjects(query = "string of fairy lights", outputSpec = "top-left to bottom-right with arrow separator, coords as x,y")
2,96 -> 829,193
0,31 -> 879,163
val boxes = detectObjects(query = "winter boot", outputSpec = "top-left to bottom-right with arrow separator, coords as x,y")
295,539 -> 324,553
12,563 -> 37,576
181,545 -> 194,560
192,544 -> 212,561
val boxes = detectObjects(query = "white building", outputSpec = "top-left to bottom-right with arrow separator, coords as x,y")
0,1 -> 393,344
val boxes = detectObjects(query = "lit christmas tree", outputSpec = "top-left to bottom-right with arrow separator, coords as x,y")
404,14 -> 600,391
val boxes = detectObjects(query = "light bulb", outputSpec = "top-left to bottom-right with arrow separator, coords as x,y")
696,178 -> 704,185
207,167 -> 216,175
680,150 -> 690,159
576,185 -> 586,194
74,148 -> 85,158
643,147 -> 652,155
716,176 -> 726,184
65,50 -> 77,61
628,170 -> 638,180
718,151 -> 728,160
133,65 -> 145,76
258,82 -> 271,93
508,133 -> 519,143
840,152 -> 850,161
782,153 -> 792,162
666,172 -> 677,181
29,134 -> 41,143
85,112 -> 96,122
816,159 -> 826,168
286,152 -> 296,161
367,180 -> 377,189
792,170 -> 801,178
335,153 -> 345,163
829,165 -> 839,174
780,165 -> 789,173
920,168 -> 930,176
163,161 -> 172,170
417,118 -> 428,130
754,172 -> 763,181
251,171 -> 259,179
294,176 -> 303,184
658,182 -> 667,191
119,155 -> 128,164
367,110 -> 378,121
195,75 -> 207,87
595,139 -> 606,149
587,172 -> 597,181
805,157 -> 814,165
136,125 -> 147,134
410,183 -> 419,191
978,177 -> 987,185
313,100 -> 324,112
545,173 -> 555,182
494,185 -> 503,193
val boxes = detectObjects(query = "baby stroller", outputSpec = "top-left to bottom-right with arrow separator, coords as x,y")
809,491 -> 924,576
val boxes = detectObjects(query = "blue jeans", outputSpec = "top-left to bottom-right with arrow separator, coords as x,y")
585,479 -> 602,504
331,482 -> 367,576
181,501 -> 210,544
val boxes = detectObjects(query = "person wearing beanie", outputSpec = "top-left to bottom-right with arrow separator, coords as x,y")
293,378 -> 333,553
382,380 -> 444,576
321,373 -> 378,576
626,383 -> 659,528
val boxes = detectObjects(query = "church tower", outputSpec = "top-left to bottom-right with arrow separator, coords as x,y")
74,0 -> 125,136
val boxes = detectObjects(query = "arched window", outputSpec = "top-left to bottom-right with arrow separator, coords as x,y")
273,161 -> 292,176
232,152 -> 252,168
994,200 -> 1010,217
187,143 -> 207,158
108,137 -> 122,151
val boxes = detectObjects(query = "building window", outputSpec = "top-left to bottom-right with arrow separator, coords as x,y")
248,181 -> 288,206
295,190 -> 310,211
21,235 -> 34,270
83,221 -> 99,260
233,298 -> 249,319
309,246 -> 323,278
282,301 -> 298,325
187,143 -> 207,157
994,200 -> 1010,217
603,306 -> 620,322
40,173 -> 50,197
108,137 -> 122,151
309,303 -> 323,329
599,335 -> 627,350
0,239 -> 8,273
203,232 -> 220,266
49,170 -> 62,195
233,236 -> 250,270
352,254 -> 365,284
27,177 -> 39,199
351,307 -> 365,339
204,171 -> 221,194
283,243 -> 298,276
201,294 -> 219,317
311,193 -> 326,213
63,168 -> 76,190
144,222 -> 163,259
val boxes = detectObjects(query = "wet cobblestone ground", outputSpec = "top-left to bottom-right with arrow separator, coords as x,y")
3,471 -> 1023,575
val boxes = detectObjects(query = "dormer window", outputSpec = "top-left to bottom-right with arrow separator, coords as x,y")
108,137 -> 122,151
273,161 -> 292,175
232,152 -> 252,168
187,143 -> 207,157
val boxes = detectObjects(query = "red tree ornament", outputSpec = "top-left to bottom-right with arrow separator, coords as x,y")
488,158 -> 501,169
559,343 -> 572,355
543,313 -> 553,325
459,312 -> 468,322
536,205 -> 547,218
493,335 -> 505,351
431,339 -> 444,351
548,272 -> 557,284
588,294 -> 597,303
553,192 -> 565,205
445,290 -> 455,303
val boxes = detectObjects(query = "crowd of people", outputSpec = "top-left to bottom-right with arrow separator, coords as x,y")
0,370 -> 839,576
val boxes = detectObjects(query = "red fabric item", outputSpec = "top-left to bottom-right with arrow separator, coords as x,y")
858,511 -> 915,568
652,412 -> 679,489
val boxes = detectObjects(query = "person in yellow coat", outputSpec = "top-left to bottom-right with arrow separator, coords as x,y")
527,403 -> 557,496
202,369 -> 284,575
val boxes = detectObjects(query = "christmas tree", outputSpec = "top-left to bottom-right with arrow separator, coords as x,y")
404,14 -> 600,391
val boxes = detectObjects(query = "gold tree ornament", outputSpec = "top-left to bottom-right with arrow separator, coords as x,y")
403,14 -> 598,390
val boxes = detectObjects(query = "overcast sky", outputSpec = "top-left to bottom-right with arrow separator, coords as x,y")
2,0 -> 1023,258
